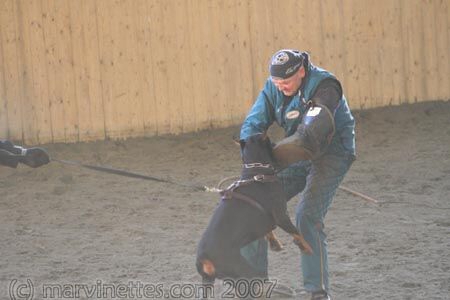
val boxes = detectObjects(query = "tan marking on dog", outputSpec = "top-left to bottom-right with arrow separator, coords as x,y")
201,259 -> 216,276
266,231 -> 284,252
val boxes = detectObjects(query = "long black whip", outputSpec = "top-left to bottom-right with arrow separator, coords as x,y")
51,158 -> 212,192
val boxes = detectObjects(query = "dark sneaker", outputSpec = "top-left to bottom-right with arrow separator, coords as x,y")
311,290 -> 331,300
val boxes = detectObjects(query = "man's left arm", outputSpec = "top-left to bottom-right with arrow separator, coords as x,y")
294,78 -> 342,156
273,78 -> 343,165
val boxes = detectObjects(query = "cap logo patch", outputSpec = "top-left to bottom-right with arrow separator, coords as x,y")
286,110 -> 300,119
271,52 -> 289,65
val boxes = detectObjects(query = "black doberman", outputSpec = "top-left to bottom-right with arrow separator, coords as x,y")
196,133 -> 312,285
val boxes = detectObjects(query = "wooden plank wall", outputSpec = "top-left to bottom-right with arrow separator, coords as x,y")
0,0 -> 449,144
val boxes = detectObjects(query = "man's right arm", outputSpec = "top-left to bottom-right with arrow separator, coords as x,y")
240,80 -> 276,140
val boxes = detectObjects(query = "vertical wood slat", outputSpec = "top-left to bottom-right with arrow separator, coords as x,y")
218,0 -> 241,126
174,0 -> 196,132
446,0 -> 450,99
125,0 -> 146,137
434,0 -> 450,101
0,0 -> 13,138
421,0 -> 440,102
0,35 -> 7,138
270,0 -> 302,52
368,1 -> 384,109
147,0 -> 177,134
41,0 -> 61,143
401,0 -> 414,103
1,0 -> 24,141
320,0 -> 346,94
233,0 -> 254,121
204,0 -> 231,128
301,0 -> 326,67
247,0 -> 275,97
69,0 -> 105,141
95,0 -> 117,139
96,0 -> 145,139
42,0 -> 79,143
402,0 -> 427,103
342,0 -> 363,109
57,0 -> 78,142
17,0 -> 52,144
15,0 -> 36,143
212,0 -> 235,127
146,0 -> 166,134
113,0 -> 145,138
366,1 -> 384,109
0,0 -> 449,144
186,0 -> 212,130
135,0 -> 158,135
100,0 -> 121,138
198,0 -> 220,127
158,0 -> 179,133
383,0 -> 407,105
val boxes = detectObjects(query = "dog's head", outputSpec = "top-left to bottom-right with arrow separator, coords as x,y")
239,133 -> 275,166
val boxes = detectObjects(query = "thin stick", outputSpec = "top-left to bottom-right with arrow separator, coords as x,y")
338,185 -> 379,204
217,175 -> 379,204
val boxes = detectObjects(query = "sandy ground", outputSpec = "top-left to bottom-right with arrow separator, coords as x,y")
1,101 -> 449,300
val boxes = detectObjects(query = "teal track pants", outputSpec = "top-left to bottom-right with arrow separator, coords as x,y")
240,151 -> 354,293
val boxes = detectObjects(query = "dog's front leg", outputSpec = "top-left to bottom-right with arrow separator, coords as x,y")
265,231 -> 283,251
292,233 -> 313,255
271,205 -> 313,255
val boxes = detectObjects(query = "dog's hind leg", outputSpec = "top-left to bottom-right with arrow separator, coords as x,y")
196,259 -> 215,299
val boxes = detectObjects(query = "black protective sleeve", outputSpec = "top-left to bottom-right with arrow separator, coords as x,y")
310,78 -> 342,112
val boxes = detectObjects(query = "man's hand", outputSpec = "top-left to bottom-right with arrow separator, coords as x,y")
21,147 -> 50,168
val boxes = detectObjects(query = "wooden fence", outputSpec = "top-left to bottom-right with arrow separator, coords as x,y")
0,0 -> 449,144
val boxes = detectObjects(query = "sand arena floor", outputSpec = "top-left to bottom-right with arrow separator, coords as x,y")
1,101 -> 449,299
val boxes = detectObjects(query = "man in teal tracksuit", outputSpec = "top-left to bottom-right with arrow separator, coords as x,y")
240,49 -> 355,300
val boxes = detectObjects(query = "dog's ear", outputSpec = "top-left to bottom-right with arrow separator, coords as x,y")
239,139 -> 246,151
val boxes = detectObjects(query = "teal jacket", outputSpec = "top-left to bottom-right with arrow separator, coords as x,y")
240,62 -> 355,156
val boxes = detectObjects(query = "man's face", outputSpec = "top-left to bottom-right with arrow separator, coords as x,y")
271,67 -> 305,96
